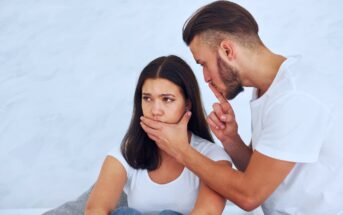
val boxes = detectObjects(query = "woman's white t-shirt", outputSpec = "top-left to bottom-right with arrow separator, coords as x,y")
108,133 -> 231,215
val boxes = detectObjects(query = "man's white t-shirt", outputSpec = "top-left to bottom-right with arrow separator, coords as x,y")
108,133 -> 231,215
250,56 -> 343,214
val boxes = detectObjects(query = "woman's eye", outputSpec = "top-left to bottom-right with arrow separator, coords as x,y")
163,97 -> 174,103
142,96 -> 151,102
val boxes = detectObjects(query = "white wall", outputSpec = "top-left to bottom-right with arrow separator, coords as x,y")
0,0 -> 342,209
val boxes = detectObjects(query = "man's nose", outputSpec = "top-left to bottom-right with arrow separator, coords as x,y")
203,68 -> 211,83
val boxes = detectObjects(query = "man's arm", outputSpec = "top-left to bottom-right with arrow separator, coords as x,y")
206,84 -> 252,171
140,85 -> 295,211
181,147 -> 295,211
140,113 -> 295,211
219,132 -> 252,171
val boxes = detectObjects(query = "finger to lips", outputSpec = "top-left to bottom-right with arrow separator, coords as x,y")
208,83 -> 234,114
209,83 -> 227,104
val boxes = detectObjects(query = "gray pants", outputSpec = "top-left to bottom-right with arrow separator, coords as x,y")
42,186 -> 127,215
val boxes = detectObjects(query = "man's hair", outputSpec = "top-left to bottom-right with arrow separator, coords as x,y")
183,0 -> 261,47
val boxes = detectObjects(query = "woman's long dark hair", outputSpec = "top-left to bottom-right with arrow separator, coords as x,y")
121,55 -> 213,170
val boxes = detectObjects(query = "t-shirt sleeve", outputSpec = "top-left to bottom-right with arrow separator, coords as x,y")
202,143 -> 232,163
255,93 -> 331,163
108,146 -> 132,178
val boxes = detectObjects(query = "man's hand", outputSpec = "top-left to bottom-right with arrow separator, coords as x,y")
207,83 -> 240,147
140,111 -> 192,163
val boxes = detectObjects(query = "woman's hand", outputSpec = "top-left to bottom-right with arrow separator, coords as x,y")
140,111 -> 192,163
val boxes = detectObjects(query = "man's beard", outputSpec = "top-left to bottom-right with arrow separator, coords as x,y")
216,55 -> 244,100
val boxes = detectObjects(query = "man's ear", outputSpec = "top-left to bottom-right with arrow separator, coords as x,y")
219,39 -> 235,60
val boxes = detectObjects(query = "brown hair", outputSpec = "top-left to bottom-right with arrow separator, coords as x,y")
121,55 -> 213,170
183,0 -> 261,47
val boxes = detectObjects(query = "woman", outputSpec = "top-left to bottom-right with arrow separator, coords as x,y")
85,55 -> 232,215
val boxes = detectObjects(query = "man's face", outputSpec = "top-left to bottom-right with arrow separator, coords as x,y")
189,36 -> 244,100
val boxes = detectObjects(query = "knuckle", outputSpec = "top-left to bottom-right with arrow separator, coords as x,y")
212,103 -> 220,110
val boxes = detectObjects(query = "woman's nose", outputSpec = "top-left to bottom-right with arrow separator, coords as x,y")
151,101 -> 163,116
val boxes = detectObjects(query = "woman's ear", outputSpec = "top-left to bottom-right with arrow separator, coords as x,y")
185,99 -> 192,111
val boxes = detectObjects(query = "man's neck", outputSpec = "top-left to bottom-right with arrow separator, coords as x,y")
245,47 -> 286,96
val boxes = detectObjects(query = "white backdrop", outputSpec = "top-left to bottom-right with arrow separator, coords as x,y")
0,0 -> 342,209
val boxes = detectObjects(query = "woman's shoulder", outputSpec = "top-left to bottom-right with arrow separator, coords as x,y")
191,133 -> 232,162
108,146 -> 135,175
191,134 -> 220,152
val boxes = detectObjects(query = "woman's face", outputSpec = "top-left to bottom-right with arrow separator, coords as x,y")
141,78 -> 189,124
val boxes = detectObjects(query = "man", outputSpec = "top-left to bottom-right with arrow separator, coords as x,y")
140,1 -> 343,214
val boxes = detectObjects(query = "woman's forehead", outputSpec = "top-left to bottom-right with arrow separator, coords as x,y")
142,78 -> 182,94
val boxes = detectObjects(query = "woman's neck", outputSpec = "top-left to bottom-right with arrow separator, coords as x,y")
158,131 -> 191,165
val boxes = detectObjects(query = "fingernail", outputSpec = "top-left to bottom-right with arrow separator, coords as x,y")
221,116 -> 226,121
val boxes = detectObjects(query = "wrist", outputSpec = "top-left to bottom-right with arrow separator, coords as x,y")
222,134 -> 244,152
176,143 -> 193,165
223,133 -> 242,146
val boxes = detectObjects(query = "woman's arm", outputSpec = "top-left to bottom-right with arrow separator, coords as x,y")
189,161 -> 230,215
85,156 -> 127,215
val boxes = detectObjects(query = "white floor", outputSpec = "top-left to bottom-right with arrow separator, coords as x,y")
0,205 -> 264,215
0,209 -> 50,215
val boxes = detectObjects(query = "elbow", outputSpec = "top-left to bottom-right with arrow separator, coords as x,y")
84,208 -> 107,215
223,188 -> 262,212
202,201 -> 226,215
84,203 -> 108,215
191,208 -> 223,215
235,194 -> 262,212
84,200 -> 94,214
84,203 -> 95,215
204,207 -> 224,215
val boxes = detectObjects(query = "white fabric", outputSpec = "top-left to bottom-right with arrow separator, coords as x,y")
250,55 -> 343,215
108,133 -> 231,215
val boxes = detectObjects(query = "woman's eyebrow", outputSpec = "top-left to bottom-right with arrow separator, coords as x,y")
160,93 -> 175,97
142,92 -> 175,97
